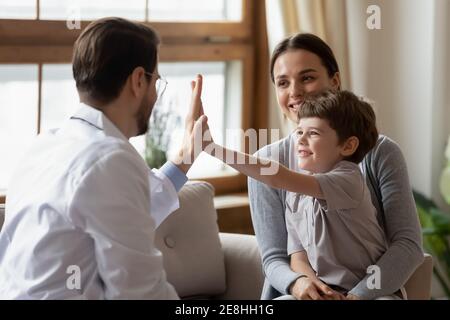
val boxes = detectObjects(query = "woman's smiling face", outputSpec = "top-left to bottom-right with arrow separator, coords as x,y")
273,49 -> 340,122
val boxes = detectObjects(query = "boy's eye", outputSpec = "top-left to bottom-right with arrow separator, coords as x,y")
296,130 -> 303,136
302,75 -> 315,82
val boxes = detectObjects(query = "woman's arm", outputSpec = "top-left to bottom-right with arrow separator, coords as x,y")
209,143 -> 323,198
348,136 -> 424,299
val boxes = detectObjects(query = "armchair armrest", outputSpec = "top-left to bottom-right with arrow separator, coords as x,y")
404,253 -> 433,300
215,233 -> 264,300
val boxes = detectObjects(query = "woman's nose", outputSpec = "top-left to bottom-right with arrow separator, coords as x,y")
289,81 -> 304,98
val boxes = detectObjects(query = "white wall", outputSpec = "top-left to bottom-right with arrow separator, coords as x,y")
346,0 -> 450,206
265,0 -> 450,205
431,0 -> 450,209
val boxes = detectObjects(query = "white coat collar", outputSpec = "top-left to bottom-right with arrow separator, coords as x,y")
70,103 -> 128,142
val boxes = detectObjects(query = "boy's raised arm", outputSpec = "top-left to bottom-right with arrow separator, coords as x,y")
207,142 -> 324,199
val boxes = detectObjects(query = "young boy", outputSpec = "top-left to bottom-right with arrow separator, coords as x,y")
204,90 -> 400,300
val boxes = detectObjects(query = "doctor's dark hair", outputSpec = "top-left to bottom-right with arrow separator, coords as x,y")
270,33 -> 340,86
298,90 -> 378,164
72,17 -> 160,105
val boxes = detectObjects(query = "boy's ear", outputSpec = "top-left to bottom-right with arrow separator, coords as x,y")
340,136 -> 359,157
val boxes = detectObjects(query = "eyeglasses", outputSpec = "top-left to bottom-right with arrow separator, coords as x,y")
145,72 -> 168,100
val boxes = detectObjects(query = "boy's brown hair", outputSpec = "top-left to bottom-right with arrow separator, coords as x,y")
72,17 -> 160,105
298,90 -> 378,163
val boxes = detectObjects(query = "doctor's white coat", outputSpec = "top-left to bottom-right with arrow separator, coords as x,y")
0,104 -> 182,299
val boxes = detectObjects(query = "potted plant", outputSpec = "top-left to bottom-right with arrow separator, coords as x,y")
413,135 -> 450,298
440,136 -> 450,205
145,102 -> 181,169
414,191 -> 450,297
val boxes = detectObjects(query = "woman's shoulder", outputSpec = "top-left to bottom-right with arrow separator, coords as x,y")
364,135 -> 407,171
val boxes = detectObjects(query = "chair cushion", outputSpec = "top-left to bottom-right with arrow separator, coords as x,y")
155,181 -> 226,298
216,233 -> 264,299
404,254 -> 433,300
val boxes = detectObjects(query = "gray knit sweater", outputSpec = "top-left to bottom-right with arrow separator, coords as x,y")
248,134 -> 424,300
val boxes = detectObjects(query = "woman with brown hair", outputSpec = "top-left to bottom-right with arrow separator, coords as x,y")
248,33 -> 424,300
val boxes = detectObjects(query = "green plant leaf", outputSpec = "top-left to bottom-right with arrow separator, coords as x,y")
440,166 -> 450,205
430,208 -> 450,235
416,203 -> 448,260
445,136 -> 450,160
413,190 -> 438,211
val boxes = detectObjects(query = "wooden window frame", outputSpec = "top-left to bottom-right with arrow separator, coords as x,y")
0,0 -> 270,202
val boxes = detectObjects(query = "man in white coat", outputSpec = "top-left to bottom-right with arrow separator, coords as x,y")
0,17 -> 208,299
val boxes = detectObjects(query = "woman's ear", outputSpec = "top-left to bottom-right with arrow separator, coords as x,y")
340,136 -> 359,157
331,72 -> 341,91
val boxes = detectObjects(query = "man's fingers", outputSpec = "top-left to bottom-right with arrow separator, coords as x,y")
191,74 -> 203,111
193,115 -> 208,137
186,74 -> 204,130
199,101 -> 205,117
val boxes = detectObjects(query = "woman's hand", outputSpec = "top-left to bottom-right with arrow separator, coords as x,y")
290,276 -> 346,300
346,293 -> 361,300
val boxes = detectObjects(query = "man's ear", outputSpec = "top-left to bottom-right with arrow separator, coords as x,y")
129,67 -> 146,98
340,136 -> 359,158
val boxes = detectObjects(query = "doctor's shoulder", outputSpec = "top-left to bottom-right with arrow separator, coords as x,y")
71,137 -> 141,177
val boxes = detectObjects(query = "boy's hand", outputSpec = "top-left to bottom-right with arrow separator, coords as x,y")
291,276 -> 345,300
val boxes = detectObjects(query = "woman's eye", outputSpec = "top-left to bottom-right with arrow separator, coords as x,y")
310,131 -> 318,136
302,76 -> 315,83
277,80 -> 288,88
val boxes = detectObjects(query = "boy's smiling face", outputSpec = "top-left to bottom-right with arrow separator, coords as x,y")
296,117 -> 348,173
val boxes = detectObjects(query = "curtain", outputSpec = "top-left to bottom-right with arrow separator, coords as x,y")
265,0 -> 351,136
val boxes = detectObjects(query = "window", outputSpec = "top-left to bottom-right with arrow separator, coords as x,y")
140,61 -> 242,179
0,0 -> 267,202
36,62 -> 242,179
1,0 -> 242,22
147,0 -> 242,22
40,0 -> 146,21
0,0 -> 36,19
41,64 -> 79,132
0,65 -> 39,193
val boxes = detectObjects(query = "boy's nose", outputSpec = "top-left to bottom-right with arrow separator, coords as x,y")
297,134 -> 307,145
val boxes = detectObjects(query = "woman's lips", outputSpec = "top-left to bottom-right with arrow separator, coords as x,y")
289,102 -> 303,110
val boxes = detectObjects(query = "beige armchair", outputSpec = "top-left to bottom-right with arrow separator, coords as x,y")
0,181 -> 433,299
154,181 -> 433,300
155,181 -> 264,299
